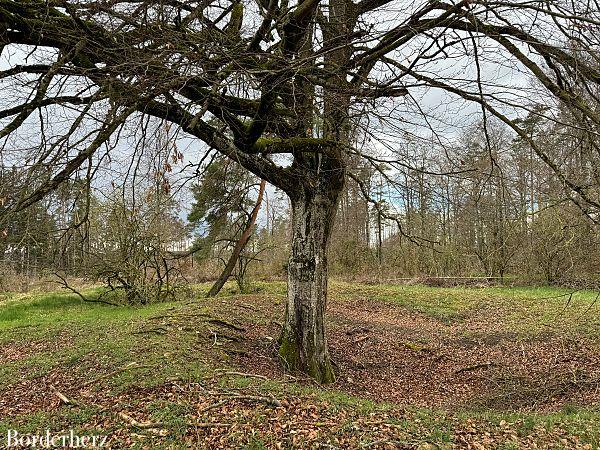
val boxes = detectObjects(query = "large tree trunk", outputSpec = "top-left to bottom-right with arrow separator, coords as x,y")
277,0 -> 351,383
279,183 -> 341,384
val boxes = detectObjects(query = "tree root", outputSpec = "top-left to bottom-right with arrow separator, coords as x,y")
224,348 -> 249,356
132,327 -> 169,335
215,370 -> 268,380
81,362 -> 153,388
454,362 -> 499,374
207,318 -> 245,332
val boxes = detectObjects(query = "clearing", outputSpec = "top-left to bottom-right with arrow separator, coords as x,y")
0,282 -> 599,449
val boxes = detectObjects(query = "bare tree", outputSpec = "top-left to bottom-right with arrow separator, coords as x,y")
1,0 -> 599,381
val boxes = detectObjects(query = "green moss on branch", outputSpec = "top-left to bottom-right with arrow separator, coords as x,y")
251,137 -> 335,154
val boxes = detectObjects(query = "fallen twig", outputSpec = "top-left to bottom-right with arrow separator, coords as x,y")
198,400 -> 228,414
346,326 -> 370,336
455,362 -> 499,374
353,335 -> 369,344
226,394 -> 282,407
81,362 -> 152,388
215,370 -> 268,380
187,422 -> 232,429
199,391 -> 282,409
50,385 -> 76,405
53,272 -> 119,306
119,411 -> 231,429
118,412 -> 159,429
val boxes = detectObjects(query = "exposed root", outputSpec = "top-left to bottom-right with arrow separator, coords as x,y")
215,370 -> 268,380
207,318 -> 245,332
454,362 -> 499,374
81,362 -> 153,388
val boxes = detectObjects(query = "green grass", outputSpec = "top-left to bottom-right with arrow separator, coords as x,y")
2,281 -> 598,375
0,406 -> 104,434
247,280 -> 600,338
325,282 -> 600,336
0,288 -> 212,394
0,290 -> 162,333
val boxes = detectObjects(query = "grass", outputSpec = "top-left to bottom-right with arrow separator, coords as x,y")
0,289 -> 211,394
1,281 -> 599,448
247,280 -> 600,341
327,282 -> 600,337
0,290 -> 162,334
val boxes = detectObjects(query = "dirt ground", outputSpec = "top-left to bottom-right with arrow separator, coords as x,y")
228,292 -> 600,413
1,284 -> 600,448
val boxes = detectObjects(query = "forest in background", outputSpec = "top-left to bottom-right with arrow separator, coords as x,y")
2,111 -> 599,293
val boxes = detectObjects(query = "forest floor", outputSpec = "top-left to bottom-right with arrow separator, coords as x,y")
0,281 -> 599,449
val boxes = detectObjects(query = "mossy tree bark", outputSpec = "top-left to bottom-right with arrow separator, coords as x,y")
279,159 -> 344,384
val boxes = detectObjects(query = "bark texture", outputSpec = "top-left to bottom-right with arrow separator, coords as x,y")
279,162 -> 344,383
